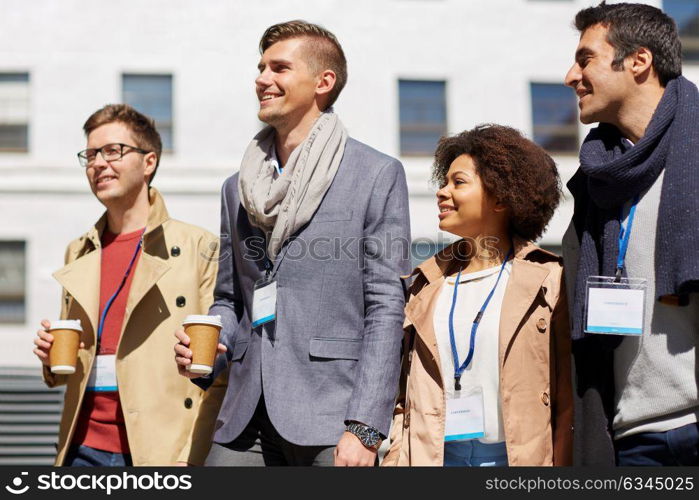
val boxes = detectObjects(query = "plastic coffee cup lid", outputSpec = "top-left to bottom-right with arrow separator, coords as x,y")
48,319 -> 82,332
182,315 -> 222,328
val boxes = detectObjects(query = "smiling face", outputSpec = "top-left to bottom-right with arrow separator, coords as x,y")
85,122 -> 155,207
564,23 -> 637,125
436,154 -> 506,240
255,37 -> 322,131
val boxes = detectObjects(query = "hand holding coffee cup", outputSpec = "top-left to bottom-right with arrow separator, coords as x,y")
174,315 -> 227,378
34,319 -> 84,374
34,319 -> 86,370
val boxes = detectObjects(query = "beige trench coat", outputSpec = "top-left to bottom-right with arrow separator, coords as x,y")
43,188 -> 223,466
382,239 -> 573,466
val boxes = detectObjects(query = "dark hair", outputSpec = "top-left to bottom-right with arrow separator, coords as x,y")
432,124 -> 562,241
83,104 -> 162,185
574,1 -> 682,85
259,20 -> 347,109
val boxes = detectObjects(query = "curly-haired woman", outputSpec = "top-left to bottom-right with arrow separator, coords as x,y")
382,124 -> 573,467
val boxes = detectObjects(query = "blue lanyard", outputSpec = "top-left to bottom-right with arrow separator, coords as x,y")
615,195 -> 639,281
448,248 -> 512,391
96,229 -> 145,346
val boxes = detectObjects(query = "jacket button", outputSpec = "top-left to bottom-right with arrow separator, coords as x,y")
171,246 -> 181,257
176,296 -> 186,307
184,397 -> 193,409
541,392 -> 550,406
536,318 -> 547,332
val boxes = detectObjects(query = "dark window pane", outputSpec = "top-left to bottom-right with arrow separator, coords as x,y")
0,125 -> 28,150
0,241 -> 26,324
664,0 -> 699,61
399,80 -> 447,156
0,74 -> 29,83
0,72 -> 29,151
530,82 -> 578,154
410,240 -> 450,269
122,74 -> 173,151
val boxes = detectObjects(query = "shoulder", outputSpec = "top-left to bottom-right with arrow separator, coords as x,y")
344,137 -> 403,173
163,219 -> 216,243
63,234 -> 89,262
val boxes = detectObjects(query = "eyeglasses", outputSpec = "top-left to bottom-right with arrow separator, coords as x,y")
77,143 -> 151,168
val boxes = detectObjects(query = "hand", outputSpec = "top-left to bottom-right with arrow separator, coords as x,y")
33,319 -> 85,366
334,431 -> 378,467
174,461 -> 189,467
174,328 -> 227,379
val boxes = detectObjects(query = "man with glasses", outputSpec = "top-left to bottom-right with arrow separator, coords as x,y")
33,104 -> 224,466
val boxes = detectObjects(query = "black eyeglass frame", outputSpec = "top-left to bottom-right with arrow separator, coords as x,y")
76,143 -> 151,168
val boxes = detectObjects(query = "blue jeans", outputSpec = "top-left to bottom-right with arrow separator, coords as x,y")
443,440 -> 508,467
64,445 -> 132,467
615,422 -> 699,466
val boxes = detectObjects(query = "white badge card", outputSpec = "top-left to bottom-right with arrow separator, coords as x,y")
444,387 -> 486,442
585,276 -> 647,336
252,278 -> 277,328
86,354 -> 118,392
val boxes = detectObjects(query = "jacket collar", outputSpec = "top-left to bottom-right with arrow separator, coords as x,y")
52,187 -> 172,338
82,187 -> 170,251
412,236 -> 555,286
404,236 -> 559,372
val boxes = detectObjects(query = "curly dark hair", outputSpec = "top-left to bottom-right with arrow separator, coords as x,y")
432,124 -> 562,241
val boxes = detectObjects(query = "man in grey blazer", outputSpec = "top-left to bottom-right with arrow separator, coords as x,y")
175,20 -> 411,466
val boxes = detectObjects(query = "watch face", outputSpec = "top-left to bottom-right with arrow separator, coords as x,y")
351,423 -> 380,447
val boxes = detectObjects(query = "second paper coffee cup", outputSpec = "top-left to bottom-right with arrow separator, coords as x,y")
183,315 -> 222,375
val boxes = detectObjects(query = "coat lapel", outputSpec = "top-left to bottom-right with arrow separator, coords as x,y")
498,258 -> 550,366
52,250 -> 101,338
124,252 -> 171,319
404,278 -> 444,372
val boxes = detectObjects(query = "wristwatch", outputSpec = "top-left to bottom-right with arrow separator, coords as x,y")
346,421 -> 382,449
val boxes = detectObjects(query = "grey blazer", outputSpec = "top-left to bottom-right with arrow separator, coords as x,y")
197,138 -> 411,446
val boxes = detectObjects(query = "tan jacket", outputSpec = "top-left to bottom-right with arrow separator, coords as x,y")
382,239 -> 573,466
44,188 -> 223,466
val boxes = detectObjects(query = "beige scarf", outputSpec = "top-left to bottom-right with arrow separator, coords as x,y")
237,111 -> 348,261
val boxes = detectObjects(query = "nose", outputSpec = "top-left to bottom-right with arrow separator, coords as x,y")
564,62 -> 581,89
255,67 -> 272,89
91,150 -> 110,168
436,184 -> 450,202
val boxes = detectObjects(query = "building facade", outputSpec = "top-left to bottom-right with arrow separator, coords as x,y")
1,0 -> 698,373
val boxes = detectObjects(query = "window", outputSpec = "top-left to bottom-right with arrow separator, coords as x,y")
665,0 -> 699,62
399,80 -> 447,156
530,82 -> 579,154
122,74 -> 173,151
410,239 -> 450,269
0,241 -> 26,324
0,73 -> 29,152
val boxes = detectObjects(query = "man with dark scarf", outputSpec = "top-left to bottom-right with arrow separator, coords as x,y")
563,1 -> 699,466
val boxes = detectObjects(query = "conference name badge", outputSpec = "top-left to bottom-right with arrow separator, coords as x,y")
585,276 -> 647,336
252,278 -> 277,328
444,387 -> 486,442
86,354 -> 118,392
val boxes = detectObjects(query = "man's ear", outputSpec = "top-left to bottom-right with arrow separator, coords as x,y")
316,69 -> 337,106
143,152 -> 157,179
630,46 -> 654,78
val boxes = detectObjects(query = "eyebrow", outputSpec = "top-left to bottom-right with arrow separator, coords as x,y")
575,47 -> 594,61
257,58 -> 293,71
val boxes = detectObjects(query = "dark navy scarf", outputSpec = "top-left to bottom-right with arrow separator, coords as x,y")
568,76 -> 699,341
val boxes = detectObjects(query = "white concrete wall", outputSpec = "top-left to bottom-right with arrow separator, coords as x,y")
2,0 -> 697,368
